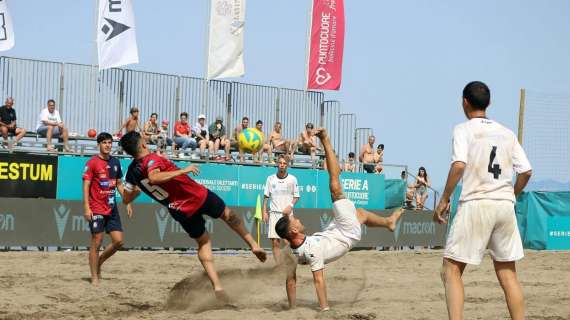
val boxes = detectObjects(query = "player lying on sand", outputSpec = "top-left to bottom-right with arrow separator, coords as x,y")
119,132 -> 267,300
275,128 -> 404,311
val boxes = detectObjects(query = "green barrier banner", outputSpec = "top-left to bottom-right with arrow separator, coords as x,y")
56,156 -> 389,210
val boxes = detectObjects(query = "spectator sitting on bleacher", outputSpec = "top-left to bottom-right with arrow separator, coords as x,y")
342,152 -> 356,172
359,135 -> 375,173
36,99 -> 72,152
402,170 -> 414,209
116,107 -> 142,137
174,112 -> 197,158
292,122 -> 319,164
194,114 -> 213,159
156,119 -> 173,157
374,144 -> 384,174
231,116 -> 249,162
0,97 -> 26,148
143,113 -> 160,144
268,121 -> 291,160
255,120 -> 274,164
208,116 -> 231,161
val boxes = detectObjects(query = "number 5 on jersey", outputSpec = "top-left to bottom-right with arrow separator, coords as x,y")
141,178 -> 169,200
488,146 -> 502,179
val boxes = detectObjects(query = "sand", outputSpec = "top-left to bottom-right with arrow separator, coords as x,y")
0,249 -> 569,320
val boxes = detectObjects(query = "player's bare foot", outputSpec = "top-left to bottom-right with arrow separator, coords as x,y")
252,247 -> 267,262
387,207 -> 405,232
313,127 -> 328,140
90,278 -> 100,286
215,289 -> 230,303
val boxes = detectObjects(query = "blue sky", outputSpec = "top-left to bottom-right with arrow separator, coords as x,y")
5,0 -> 570,189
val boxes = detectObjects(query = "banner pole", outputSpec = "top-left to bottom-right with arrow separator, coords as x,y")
89,0 -> 100,130
203,0 -> 212,114
304,0 -> 314,90
256,220 -> 260,245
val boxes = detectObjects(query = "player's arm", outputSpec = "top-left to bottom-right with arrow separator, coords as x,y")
434,161 -> 465,224
312,269 -> 329,311
285,265 -> 297,309
262,196 -> 269,222
514,170 -> 532,197
82,180 -> 92,221
147,165 -> 199,185
358,146 -> 366,162
116,179 -> 134,217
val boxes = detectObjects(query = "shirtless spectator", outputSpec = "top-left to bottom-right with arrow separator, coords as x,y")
255,120 -> 273,164
143,113 -> 160,144
359,135 -> 375,173
231,116 -> 249,163
194,114 -> 213,159
36,99 -> 72,152
374,144 -> 384,174
292,122 -> 318,164
402,170 -> 414,209
209,116 -> 231,161
343,152 -> 356,172
0,97 -> 26,148
117,107 -> 142,137
268,122 -> 291,160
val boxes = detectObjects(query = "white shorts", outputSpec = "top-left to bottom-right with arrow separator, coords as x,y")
267,211 -> 291,239
444,199 -> 524,265
329,198 -> 361,246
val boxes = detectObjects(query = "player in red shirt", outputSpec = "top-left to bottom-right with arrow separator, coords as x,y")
83,132 -> 133,286
119,131 -> 266,300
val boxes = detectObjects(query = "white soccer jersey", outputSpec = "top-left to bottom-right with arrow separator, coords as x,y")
452,118 -> 532,203
263,173 -> 299,213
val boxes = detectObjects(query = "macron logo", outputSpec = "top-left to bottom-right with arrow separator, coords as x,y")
53,204 -> 70,241
155,208 -> 169,242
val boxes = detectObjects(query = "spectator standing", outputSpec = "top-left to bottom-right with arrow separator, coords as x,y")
143,113 -> 160,144
263,155 -> 300,265
374,144 -> 384,174
414,166 -> 430,210
117,107 -> 142,137
359,135 -> 375,173
174,112 -> 197,158
0,97 -> 26,148
36,99 -> 72,152
194,114 -> 213,159
208,116 -> 231,161
343,152 -> 356,172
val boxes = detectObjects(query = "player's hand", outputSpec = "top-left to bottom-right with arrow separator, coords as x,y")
262,211 -> 269,223
433,198 -> 450,224
282,206 -> 293,216
183,165 -> 200,176
84,208 -> 93,221
126,203 -> 133,218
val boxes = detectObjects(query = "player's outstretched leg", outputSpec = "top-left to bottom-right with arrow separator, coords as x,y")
313,128 -> 344,202
494,261 -> 525,320
220,207 -> 267,262
356,207 -> 404,231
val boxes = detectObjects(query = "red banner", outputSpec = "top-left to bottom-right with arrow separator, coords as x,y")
306,0 -> 345,90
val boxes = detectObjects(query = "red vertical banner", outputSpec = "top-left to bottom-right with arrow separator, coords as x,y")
306,0 -> 345,90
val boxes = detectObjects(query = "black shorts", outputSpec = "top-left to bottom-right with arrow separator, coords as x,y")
170,190 -> 226,239
89,206 -> 123,234
363,164 -> 375,173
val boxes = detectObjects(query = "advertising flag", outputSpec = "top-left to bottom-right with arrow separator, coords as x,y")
306,0 -> 345,90
207,0 -> 246,79
97,0 -> 139,70
0,0 -> 15,51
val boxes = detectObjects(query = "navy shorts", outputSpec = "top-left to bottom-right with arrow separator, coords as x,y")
170,190 -> 226,239
89,206 -> 123,234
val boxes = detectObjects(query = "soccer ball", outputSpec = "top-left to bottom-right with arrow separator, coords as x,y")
87,129 -> 97,138
238,128 -> 264,153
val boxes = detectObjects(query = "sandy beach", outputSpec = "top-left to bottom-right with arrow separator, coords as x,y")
0,249 -> 569,320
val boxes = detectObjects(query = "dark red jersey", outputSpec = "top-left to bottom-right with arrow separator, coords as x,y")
125,153 -> 208,216
82,155 -> 123,215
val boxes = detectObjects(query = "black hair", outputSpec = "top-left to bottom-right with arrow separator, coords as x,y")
418,166 -> 428,180
348,152 -> 355,158
378,144 -> 384,150
47,99 -> 56,105
463,81 -> 490,110
150,112 -> 158,118
96,132 -> 113,144
120,131 -> 142,158
242,116 -> 249,121
180,112 -> 188,118
275,216 -> 291,240
256,120 -> 263,125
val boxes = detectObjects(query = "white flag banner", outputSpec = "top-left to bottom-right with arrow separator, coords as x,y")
0,0 -> 15,51
207,0 -> 246,79
97,0 -> 138,70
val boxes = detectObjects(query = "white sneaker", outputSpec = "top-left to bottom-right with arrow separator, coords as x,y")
191,153 -> 199,160
178,153 -> 186,159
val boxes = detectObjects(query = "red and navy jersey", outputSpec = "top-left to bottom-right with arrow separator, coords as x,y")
82,155 -> 123,215
125,153 -> 208,216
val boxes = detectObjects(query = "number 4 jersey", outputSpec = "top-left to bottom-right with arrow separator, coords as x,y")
452,118 -> 532,203
125,153 -> 208,216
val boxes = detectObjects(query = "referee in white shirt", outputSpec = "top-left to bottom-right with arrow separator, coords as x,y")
263,154 -> 300,265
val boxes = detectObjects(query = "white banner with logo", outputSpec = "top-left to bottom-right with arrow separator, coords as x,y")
97,0 -> 139,70
207,0 -> 246,79
0,0 -> 15,51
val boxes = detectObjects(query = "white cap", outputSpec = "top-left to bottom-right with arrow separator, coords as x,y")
198,114 -> 206,120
